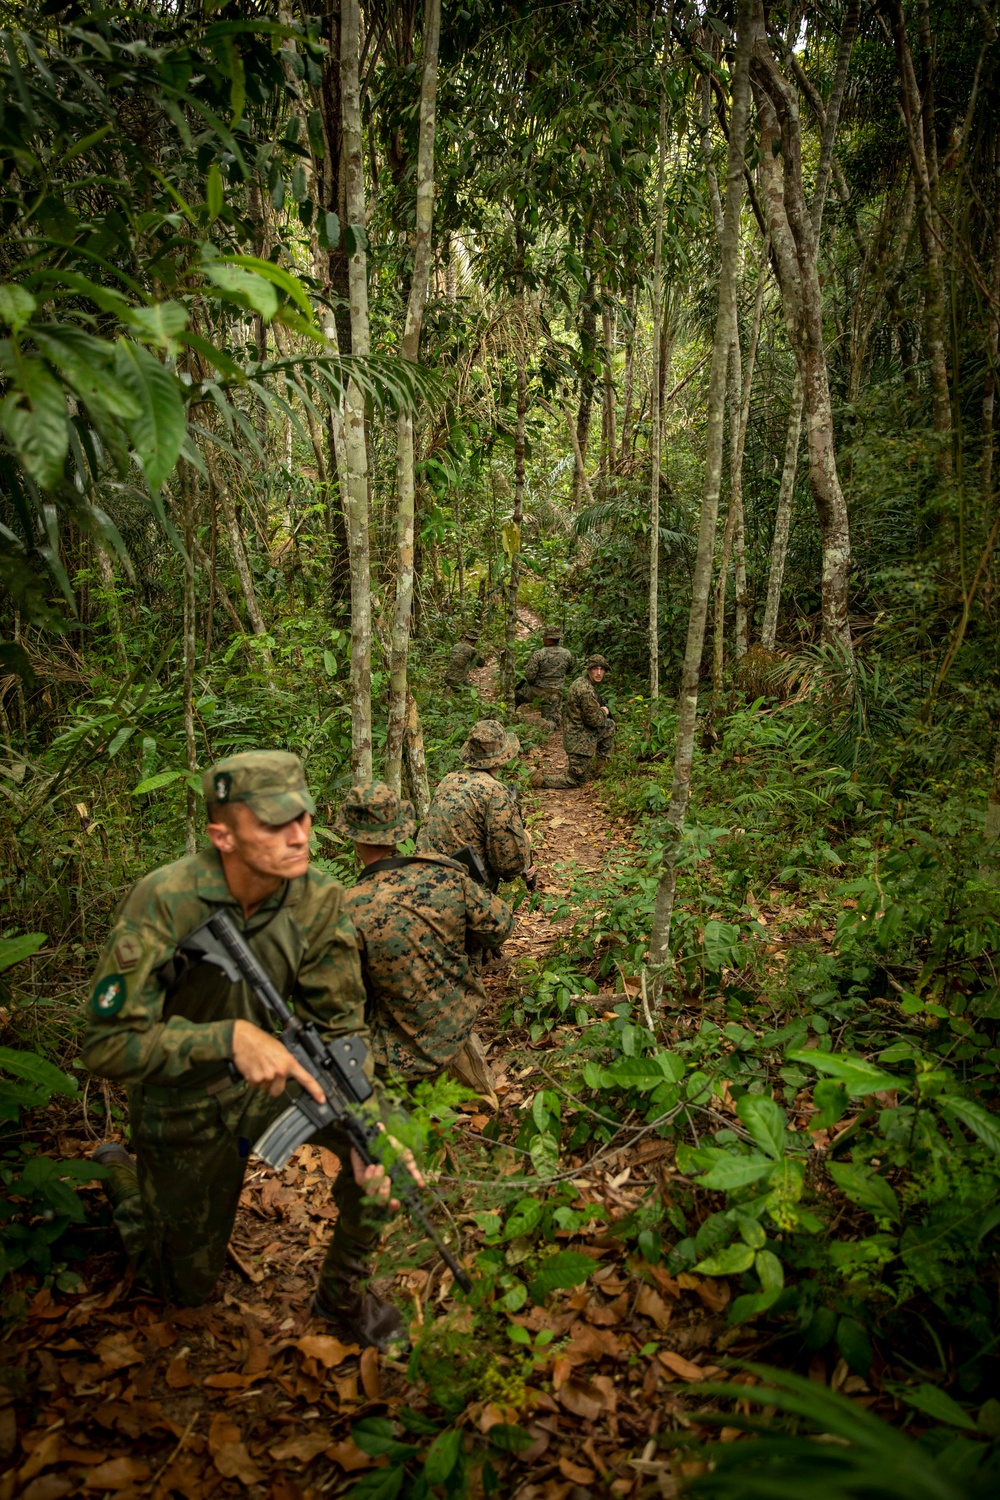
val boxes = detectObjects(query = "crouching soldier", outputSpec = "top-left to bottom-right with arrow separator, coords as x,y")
85,751 -> 408,1352
341,782 -> 514,1107
534,654 -> 616,788
444,630 -> 483,689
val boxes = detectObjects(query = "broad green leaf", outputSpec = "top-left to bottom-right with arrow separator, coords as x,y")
206,162 -> 224,220
606,1057 -> 669,1091
754,1249 -> 784,1291
694,1243 -> 755,1276
115,341 -> 186,489
702,918 -> 740,971
503,1197 -> 543,1240
788,1048 -> 903,1097
828,1162 -> 900,1222
205,261 -> 279,320
765,1157 -> 806,1230
423,1427 -> 462,1484
0,284 -> 36,335
737,1094 -> 787,1159
813,1078 -> 848,1130
0,1046 -> 77,1096
323,649 -> 338,677
217,256 -> 313,320
529,1130 -> 558,1180
939,1095 -> 1000,1156
653,1049 -> 686,1083
0,357 -> 68,487
127,302 -> 188,348
734,1212 -> 766,1249
132,769 -> 185,795
0,1079 -> 47,1123
897,1382 -> 977,1429
0,932 -> 47,971
727,1287 -> 782,1323
695,1154 -> 774,1191
528,1251 -> 595,1304
32,328 -> 141,419
836,1315 -> 872,1376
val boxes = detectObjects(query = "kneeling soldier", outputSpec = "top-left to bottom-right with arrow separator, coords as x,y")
515,626 -> 573,728
444,630 -> 483,689
341,782 -> 514,1101
535,654 -> 616,788
85,751 -> 407,1351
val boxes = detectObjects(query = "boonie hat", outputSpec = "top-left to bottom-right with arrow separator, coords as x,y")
203,750 -> 315,824
460,719 -> 520,770
542,625 -> 563,639
336,780 -> 417,846
462,630 -> 480,643
587,654 -> 610,671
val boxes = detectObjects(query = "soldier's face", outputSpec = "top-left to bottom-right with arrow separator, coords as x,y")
208,805 -> 313,882
588,666 -> 606,684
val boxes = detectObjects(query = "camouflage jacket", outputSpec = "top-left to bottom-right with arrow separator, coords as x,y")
414,769 -> 529,885
562,672 -> 607,756
523,645 -> 573,694
81,846 -> 366,1089
345,854 -> 513,1076
444,641 -> 482,685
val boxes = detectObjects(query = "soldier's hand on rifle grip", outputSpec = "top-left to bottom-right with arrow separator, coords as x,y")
232,1019 -> 326,1104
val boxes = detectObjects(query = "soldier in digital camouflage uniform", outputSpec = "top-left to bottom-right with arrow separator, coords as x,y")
443,630 -> 483,688
341,782 -> 513,1102
84,751 -> 407,1351
535,654 -> 616,788
515,626 -> 573,727
415,719 -> 534,891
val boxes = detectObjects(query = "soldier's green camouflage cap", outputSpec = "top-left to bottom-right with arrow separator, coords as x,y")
542,625 -> 563,639
460,718 -> 520,769
203,750 -> 315,824
336,780 -> 417,845
587,654 -> 610,671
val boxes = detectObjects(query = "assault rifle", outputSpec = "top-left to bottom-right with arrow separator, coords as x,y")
177,910 -> 472,1294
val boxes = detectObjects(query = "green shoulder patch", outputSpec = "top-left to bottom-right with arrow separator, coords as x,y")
91,972 -> 127,1018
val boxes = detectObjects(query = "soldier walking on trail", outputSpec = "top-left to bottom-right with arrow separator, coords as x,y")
415,719 -> 535,891
515,625 -> 573,727
534,655 -> 616,788
84,751 -> 409,1352
341,782 -> 514,1107
444,629 -> 483,689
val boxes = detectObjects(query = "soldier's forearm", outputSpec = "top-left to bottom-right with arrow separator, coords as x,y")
81,1016 -> 238,1085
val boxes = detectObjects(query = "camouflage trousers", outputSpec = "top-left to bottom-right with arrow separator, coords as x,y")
102,1075 -> 386,1308
515,684 -> 561,727
541,724 -> 616,788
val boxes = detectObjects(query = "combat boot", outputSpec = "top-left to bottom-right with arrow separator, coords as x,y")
312,1275 -> 409,1355
91,1141 -> 138,1210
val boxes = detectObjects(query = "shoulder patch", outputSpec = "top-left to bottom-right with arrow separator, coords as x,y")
113,932 -> 143,973
91,973 -> 127,1018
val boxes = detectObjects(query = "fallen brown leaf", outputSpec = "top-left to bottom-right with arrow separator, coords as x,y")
635,1284 -> 672,1331
203,1371 -> 254,1390
208,1414 -> 264,1487
325,1439 -> 372,1473
82,1457 -> 151,1490
658,1349 -> 721,1382
558,1455 -> 595,1484
94,1333 -> 142,1371
164,1355 -> 194,1389
18,1431 -> 62,1482
269,1431 -> 331,1464
360,1346 -> 380,1400
295,1334 -> 357,1369
21,1477 -> 74,1500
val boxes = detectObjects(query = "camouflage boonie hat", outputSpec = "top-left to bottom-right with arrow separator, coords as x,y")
462,630 -> 479,643
587,654 -> 610,671
460,719 -> 520,770
336,780 -> 416,846
203,750 -> 315,824
542,625 -> 563,639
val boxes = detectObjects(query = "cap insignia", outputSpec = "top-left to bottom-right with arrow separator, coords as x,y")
214,771 -> 231,803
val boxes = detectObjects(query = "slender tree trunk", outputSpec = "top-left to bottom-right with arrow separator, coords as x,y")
751,5 -> 855,660
885,0 -> 952,481
180,466 -> 199,855
601,300 -> 617,481
385,0 -> 441,796
649,75 -> 667,703
341,0 -> 373,778
761,370 -> 804,651
571,286 -> 598,507
713,336 -> 743,693
94,546 -> 128,672
648,0 -> 754,983
502,274 -> 527,704
11,610 -> 28,741
620,287 -> 636,455
403,692 -> 431,820
983,132 -> 1000,503
209,454 -> 275,684
733,239 -> 767,657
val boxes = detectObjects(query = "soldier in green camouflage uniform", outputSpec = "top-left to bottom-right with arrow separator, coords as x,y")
84,751 -> 405,1351
415,720 -> 533,891
515,626 -> 573,727
443,630 -> 483,688
340,783 -> 513,1087
535,655 -> 616,788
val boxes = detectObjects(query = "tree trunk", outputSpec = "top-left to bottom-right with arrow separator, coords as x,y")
180,465 -> 199,855
209,454 -> 276,685
885,0 -> 952,482
501,276 -> 527,705
751,5 -> 855,660
620,287 -> 636,456
403,692 -> 431,821
983,131 -> 1000,503
648,0 -> 754,983
649,75 -> 667,703
571,288 -> 598,508
94,545 -> 128,672
601,300 -> 617,481
340,0 -> 373,779
733,239 -> 767,657
761,369 -> 804,652
385,0 -> 441,796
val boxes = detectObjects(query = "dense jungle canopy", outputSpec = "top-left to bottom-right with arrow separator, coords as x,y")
3,2 -> 1000,1497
